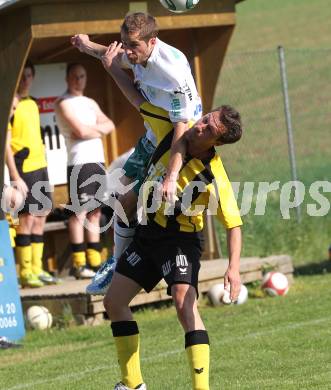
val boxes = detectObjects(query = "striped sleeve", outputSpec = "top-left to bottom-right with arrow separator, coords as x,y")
208,159 -> 242,229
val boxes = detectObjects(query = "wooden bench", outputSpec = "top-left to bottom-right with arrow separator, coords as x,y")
20,255 -> 294,326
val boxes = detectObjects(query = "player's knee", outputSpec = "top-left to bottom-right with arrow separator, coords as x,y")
172,284 -> 196,326
19,212 -> 35,230
175,304 -> 193,330
103,294 -> 112,316
103,294 -> 120,319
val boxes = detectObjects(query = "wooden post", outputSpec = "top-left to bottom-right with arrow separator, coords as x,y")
0,8 -> 33,219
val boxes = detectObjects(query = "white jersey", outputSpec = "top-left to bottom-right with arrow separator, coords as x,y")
56,94 -> 105,166
122,38 -> 202,136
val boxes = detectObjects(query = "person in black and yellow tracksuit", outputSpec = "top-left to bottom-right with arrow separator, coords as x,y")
98,44 -> 243,390
10,61 -> 57,288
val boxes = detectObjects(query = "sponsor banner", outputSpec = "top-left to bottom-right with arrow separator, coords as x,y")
0,220 -> 25,341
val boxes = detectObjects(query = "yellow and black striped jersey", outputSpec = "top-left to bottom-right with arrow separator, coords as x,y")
140,102 -> 242,233
11,96 -> 47,173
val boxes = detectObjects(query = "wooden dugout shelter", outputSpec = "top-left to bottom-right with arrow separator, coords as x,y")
0,0 -> 244,261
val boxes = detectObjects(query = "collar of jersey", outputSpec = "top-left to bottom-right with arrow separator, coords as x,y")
145,37 -> 160,66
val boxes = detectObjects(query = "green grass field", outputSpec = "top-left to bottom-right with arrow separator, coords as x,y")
213,0 -> 331,265
1,271 -> 331,389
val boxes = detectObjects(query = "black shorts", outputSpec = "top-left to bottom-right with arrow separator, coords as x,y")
67,163 -> 108,214
17,167 -> 52,215
116,223 -> 203,296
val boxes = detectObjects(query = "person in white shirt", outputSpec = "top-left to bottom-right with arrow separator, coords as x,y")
71,12 -> 202,291
55,63 -> 115,279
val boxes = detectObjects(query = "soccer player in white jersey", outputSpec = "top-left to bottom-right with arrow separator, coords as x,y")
55,63 -> 115,279
96,42 -> 243,390
71,12 -> 202,293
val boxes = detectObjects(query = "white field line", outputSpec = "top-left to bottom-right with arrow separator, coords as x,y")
4,315 -> 331,390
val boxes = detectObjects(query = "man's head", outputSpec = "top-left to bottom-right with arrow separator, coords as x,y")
186,105 -> 243,157
18,60 -> 35,97
66,63 -> 87,95
120,12 -> 158,65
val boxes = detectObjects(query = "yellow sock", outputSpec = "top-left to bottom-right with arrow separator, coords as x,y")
15,234 -> 32,278
15,246 -> 32,278
9,227 -> 16,248
86,247 -> 102,268
72,251 -> 86,268
185,331 -> 210,390
71,243 -> 86,268
31,241 -> 44,275
111,321 -> 144,388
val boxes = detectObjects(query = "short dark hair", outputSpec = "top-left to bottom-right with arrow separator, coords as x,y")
66,62 -> 84,77
214,105 -> 243,144
121,12 -> 158,41
24,59 -> 35,76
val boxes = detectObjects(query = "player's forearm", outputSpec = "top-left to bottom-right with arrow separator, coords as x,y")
226,226 -> 242,270
106,64 -> 145,110
165,122 -> 188,179
80,40 -> 108,60
73,125 -> 102,139
96,120 -> 115,135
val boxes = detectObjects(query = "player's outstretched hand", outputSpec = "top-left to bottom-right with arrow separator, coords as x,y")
224,266 -> 241,303
162,175 -> 178,204
101,42 -> 123,70
71,34 -> 90,51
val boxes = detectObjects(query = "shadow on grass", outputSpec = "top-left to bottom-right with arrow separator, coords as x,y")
294,259 -> 331,276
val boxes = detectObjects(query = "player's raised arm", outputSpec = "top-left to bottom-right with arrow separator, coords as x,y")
162,121 -> 189,203
71,34 -> 109,59
101,42 -> 145,110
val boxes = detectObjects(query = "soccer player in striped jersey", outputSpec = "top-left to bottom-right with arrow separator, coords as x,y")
99,43 -> 243,390
71,13 -> 202,282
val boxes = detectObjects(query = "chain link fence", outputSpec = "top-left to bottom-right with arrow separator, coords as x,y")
213,48 -> 331,260
215,48 -> 331,187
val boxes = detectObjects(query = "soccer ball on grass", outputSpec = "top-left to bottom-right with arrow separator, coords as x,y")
26,305 -> 53,330
208,283 -> 248,306
261,272 -> 289,296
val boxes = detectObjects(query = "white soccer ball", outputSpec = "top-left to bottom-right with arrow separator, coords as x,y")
159,0 -> 200,13
207,283 -> 225,306
208,283 -> 249,306
262,272 -> 289,296
235,284 -> 249,305
27,305 -> 53,330
221,288 -> 232,305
